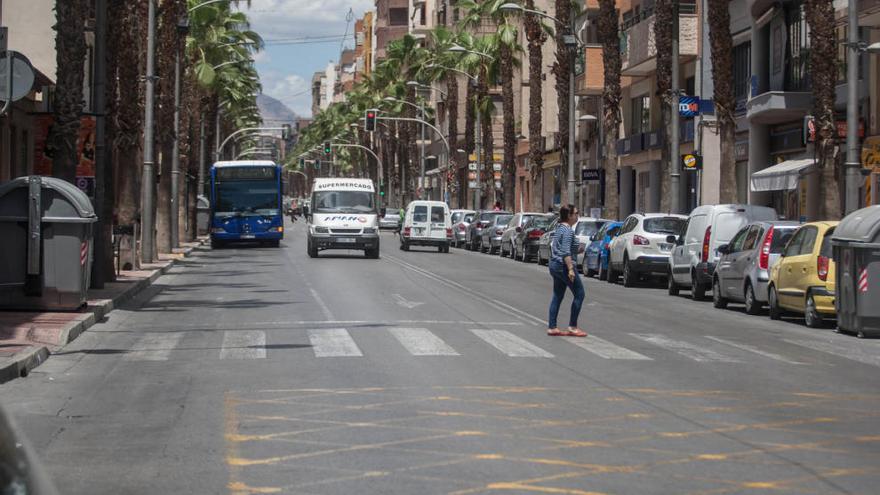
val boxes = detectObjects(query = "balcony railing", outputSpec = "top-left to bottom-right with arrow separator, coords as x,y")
620,8 -> 698,76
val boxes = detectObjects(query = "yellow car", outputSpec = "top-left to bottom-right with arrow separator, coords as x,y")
768,221 -> 839,327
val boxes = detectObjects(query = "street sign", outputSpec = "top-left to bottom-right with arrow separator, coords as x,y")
581,169 -> 602,182
468,180 -> 479,189
681,153 -> 702,171
468,171 -> 477,180
468,162 -> 478,171
494,181 -> 502,189
679,96 -> 700,117
492,163 -> 501,172
0,51 -> 36,103
493,171 -> 501,180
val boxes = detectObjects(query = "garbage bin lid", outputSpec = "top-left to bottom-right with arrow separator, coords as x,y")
833,205 -> 880,244
0,176 -> 96,219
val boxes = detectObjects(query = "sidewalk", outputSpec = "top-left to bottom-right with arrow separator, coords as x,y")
0,240 -> 205,384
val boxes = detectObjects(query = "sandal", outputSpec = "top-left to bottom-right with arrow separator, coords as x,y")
547,328 -> 564,336
565,328 -> 587,337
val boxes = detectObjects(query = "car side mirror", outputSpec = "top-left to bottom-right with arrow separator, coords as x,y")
666,235 -> 677,244
717,244 -> 730,255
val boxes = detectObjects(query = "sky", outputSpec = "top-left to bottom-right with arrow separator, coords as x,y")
237,0 -> 374,119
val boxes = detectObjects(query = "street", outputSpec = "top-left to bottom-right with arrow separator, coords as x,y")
3,219 -> 880,495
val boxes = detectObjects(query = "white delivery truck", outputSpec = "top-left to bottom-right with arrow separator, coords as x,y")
304,178 -> 380,259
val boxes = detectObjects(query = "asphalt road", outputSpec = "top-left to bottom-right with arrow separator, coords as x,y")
3,219 -> 880,495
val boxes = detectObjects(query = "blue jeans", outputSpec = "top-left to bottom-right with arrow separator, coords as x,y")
548,264 -> 585,329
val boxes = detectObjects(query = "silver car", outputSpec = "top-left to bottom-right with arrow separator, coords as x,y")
450,209 -> 476,247
712,221 -> 799,314
480,214 -> 514,254
536,217 -> 560,265
379,208 -> 402,230
499,212 -> 549,258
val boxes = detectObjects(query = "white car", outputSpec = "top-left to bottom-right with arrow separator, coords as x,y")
607,213 -> 687,286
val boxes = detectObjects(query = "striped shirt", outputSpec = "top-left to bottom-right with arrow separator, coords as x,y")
550,223 -> 579,268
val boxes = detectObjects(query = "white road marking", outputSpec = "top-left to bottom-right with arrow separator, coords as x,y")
220,331 -> 266,360
309,328 -> 363,357
471,329 -> 554,357
124,333 -> 184,361
309,288 -> 334,320
784,339 -> 880,368
392,294 -> 425,309
630,333 -> 741,363
564,335 -> 652,360
388,328 -> 459,356
706,336 -> 805,365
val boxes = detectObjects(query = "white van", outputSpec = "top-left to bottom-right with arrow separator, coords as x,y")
667,204 -> 778,299
305,178 -> 380,259
399,201 -> 452,253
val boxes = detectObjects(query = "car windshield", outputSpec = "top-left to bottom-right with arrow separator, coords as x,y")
464,214 -> 475,223
451,212 -> 463,223
495,215 -> 513,225
312,191 -> 375,214
644,217 -> 685,235
529,216 -> 554,229
215,179 -> 279,217
770,227 -> 797,253
576,221 -> 604,237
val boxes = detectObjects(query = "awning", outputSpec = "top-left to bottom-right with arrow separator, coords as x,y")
750,158 -> 816,192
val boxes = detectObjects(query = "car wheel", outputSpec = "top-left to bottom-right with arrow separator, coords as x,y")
401,242 -> 410,252
667,270 -> 679,296
606,263 -> 618,284
691,273 -> 706,301
438,245 -> 444,253
585,264 -> 596,278
804,293 -> 824,328
743,283 -> 761,315
598,263 -> 608,281
768,286 -> 781,320
622,256 -> 636,287
712,278 -> 728,309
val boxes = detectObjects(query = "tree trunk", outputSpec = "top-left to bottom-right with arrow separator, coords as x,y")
525,0 -> 546,212
655,0 -> 673,212
554,0 -> 572,205
478,68 -> 493,207
707,0 -> 737,203
501,43 -> 516,211
598,0 -> 621,219
465,81 -> 476,157
115,0 -> 144,233
806,0 -> 841,219
49,0 -> 88,184
446,75 -> 460,206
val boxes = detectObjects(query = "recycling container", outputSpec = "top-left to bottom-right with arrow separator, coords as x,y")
196,194 -> 210,235
832,205 -> 880,338
0,176 -> 98,310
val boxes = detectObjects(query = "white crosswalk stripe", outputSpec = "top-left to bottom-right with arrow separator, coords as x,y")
630,333 -> 741,363
124,333 -> 184,361
705,336 -> 805,365
388,328 -> 459,356
220,331 -> 266,360
309,328 -> 363,357
784,339 -> 880,368
471,329 -> 554,357
564,335 -> 652,360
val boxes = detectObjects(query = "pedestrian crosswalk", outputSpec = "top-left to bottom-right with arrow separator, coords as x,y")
117,327 -> 880,369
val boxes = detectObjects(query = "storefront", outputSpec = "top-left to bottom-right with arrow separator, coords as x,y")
863,135 -> 880,206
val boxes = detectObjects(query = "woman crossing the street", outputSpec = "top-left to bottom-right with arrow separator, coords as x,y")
546,205 -> 587,337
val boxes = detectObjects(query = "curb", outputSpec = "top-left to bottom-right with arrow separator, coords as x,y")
0,241 -> 204,384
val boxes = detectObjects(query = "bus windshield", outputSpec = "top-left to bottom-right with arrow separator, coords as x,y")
214,166 -> 280,217
313,191 -> 375,214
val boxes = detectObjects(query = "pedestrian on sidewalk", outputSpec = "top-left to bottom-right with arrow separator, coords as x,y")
547,204 -> 586,337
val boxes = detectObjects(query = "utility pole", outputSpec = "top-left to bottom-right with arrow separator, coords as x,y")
141,0 -> 156,263
420,100 -> 426,199
567,16 -> 577,207
198,113 -> 206,197
170,36 -> 182,249
669,0 -> 681,214
474,89 -> 482,210
844,0 -> 860,214
92,0 -> 109,287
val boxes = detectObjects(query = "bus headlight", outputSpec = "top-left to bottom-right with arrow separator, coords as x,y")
313,226 -> 329,234
211,227 -> 226,233
269,226 -> 283,233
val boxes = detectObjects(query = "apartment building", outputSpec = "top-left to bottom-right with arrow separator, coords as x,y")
375,0 -> 410,61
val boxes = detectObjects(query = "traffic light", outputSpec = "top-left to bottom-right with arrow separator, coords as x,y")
299,157 -> 304,168
314,158 -> 320,170
364,109 -> 377,132
281,124 -> 291,140
323,141 -> 332,155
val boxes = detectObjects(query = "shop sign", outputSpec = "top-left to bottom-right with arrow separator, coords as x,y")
581,169 -> 602,182
679,96 -> 700,117
734,139 -> 749,161
681,153 -> 702,171
803,115 -> 866,144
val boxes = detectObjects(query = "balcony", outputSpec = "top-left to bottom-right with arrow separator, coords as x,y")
746,91 -> 812,125
620,11 -> 698,77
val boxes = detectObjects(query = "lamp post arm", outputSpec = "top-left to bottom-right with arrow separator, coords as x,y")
377,116 -> 450,161
218,126 -> 286,157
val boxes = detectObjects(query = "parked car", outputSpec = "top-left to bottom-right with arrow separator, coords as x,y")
536,217 -> 560,265
379,207 -> 402,230
573,217 -> 608,267
450,209 -> 476,247
711,221 -> 799,314
399,200 -> 452,253
608,213 -> 688,287
466,210 -> 511,251
583,221 -> 623,279
512,214 -> 556,262
499,212 -> 548,257
481,214 -> 514,254
667,204 -> 778,300
767,221 -> 839,327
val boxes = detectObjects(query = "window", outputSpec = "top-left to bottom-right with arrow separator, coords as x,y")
389,8 -> 408,26
431,206 -> 445,222
644,217 -> 685,235
685,76 -> 695,96
784,2 -> 810,91
729,227 -> 750,252
733,42 -> 751,107
783,228 -> 806,257
742,225 -> 762,251
820,228 -> 835,257
797,226 -> 818,255
420,5 -> 426,25
836,25 -> 865,83
413,205 -> 428,222
630,95 -> 650,135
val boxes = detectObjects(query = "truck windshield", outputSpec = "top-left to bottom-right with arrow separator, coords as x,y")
313,191 -> 375,214
215,179 -> 279,217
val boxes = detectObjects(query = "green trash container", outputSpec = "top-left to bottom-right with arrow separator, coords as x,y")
832,205 -> 880,338
0,176 -> 98,310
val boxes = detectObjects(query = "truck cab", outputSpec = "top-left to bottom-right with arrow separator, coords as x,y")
305,178 -> 380,259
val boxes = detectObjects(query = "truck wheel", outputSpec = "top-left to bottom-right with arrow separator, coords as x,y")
365,248 -> 379,259
307,240 -> 318,258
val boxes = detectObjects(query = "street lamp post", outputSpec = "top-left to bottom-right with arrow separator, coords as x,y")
141,0 -> 157,263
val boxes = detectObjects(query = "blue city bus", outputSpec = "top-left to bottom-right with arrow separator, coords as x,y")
209,160 -> 284,248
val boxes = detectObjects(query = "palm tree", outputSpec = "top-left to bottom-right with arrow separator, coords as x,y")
524,0 -> 552,211
654,0 -> 673,211
597,0 -> 621,219
427,27 -> 464,206
706,0 -> 737,203
49,0 -> 88,184
553,0 -> 573,204
806,0 -> 841,218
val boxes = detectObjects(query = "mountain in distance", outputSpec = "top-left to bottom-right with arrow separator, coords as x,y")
257,93 -> 298,126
